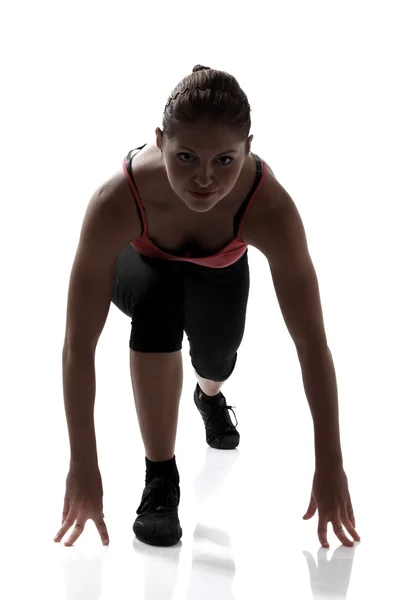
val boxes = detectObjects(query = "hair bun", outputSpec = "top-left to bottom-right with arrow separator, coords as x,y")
192,64 -> 211,73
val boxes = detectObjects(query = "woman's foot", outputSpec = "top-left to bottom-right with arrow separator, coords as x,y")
194,383 -> 240,449
133,475 -> 182,546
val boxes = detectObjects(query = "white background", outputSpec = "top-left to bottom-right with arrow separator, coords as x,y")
1,1 -> 399,598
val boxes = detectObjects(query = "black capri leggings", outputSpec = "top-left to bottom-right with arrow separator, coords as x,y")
111,244 -> 250,382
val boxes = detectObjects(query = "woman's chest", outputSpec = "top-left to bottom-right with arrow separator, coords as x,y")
142,199 -> 240,257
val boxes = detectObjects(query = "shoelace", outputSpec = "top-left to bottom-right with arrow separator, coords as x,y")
204,402 -> 238,433
136,476 -> 179,515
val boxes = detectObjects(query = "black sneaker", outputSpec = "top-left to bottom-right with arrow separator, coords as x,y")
194,383 -> 240,450
133,476 -> 182,546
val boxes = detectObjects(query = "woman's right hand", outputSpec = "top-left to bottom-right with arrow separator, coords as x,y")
53,464 -> 109,546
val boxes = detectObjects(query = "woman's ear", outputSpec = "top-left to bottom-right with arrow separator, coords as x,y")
155,128 -> 164,152
247,134 -> 254,154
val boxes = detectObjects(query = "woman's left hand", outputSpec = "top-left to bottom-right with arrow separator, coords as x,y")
303,466 -> 361,548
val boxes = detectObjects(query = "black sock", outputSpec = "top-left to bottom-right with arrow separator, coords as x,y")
145,455 -> 180,486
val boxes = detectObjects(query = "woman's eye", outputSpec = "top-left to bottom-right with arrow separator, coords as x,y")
177,153 -> 233,166
177,153 -> 193,162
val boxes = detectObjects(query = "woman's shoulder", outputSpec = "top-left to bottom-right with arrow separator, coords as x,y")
92,156 -> 148,241
120,142 -> 168,201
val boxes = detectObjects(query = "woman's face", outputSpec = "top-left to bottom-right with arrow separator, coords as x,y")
156,123 -> 253,212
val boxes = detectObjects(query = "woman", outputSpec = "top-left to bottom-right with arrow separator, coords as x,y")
54,65 -> 361,550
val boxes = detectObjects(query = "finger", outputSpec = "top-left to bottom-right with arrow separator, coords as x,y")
342,506 -> 361,542
65,521 -> 85,546
347,502 -> 356,528
342,516 -> 361,542
95,518 -> 110,545
54,517 -> 75,542
318,518 -> 330,548
61,499 -> 70,524
303,496 -> 317,520
332,518 -> 354,547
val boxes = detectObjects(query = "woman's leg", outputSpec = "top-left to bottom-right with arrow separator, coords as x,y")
129,350 -> 182,462
177,250 -> 250,449
112,244 -> 185,462
181,250 -> 250,390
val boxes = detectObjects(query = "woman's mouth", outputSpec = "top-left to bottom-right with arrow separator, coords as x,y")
188,190 -> 216,199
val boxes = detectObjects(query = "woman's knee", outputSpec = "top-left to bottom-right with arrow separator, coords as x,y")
191,351 -> 238,382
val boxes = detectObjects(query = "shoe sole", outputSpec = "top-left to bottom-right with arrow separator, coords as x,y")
133,524 -> 182,547
209,437 -> 240,450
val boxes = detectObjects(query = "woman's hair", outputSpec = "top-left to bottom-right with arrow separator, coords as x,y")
162,64 -> 252,141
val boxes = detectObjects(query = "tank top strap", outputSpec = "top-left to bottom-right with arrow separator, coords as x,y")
123,144 -> 148,235
233,153 -> 264,238
126,144 -> 147,164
